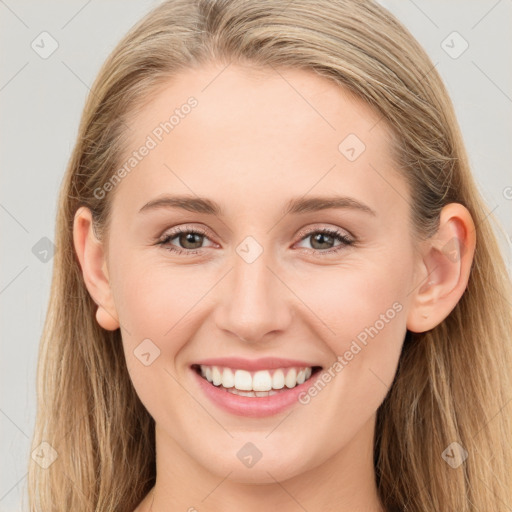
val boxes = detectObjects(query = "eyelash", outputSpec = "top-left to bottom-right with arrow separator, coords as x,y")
156,226 -> 354,257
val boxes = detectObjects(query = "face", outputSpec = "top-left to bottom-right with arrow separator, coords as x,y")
100,63 -> 421,483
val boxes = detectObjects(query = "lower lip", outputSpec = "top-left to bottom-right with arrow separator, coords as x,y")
191,367 -> 321,418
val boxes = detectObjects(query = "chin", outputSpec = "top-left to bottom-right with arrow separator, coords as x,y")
204,446 -> 312,484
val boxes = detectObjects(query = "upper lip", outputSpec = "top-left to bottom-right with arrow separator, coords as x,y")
192,357 -> 322,372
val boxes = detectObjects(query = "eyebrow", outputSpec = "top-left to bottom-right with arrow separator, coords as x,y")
138,194 -> 376,217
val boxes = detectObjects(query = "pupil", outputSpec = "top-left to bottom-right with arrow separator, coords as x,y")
312,233 -> 333,250
181,232 -> 202,249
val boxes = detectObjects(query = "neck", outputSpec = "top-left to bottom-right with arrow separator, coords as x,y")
140,414 -> 385,512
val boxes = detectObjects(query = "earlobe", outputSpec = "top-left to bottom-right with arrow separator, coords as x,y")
96,305 -> 120,331
406,203 -> 476,333
73,206 -> 120,331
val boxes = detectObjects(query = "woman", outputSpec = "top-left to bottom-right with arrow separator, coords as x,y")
28,0 -> 512,511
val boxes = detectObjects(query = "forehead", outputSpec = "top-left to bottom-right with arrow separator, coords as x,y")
111,63 -> 405,221
127,62 -> 390,148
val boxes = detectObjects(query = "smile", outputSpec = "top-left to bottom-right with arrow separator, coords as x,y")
191,360 -> 324,417
192,364 -> 322,397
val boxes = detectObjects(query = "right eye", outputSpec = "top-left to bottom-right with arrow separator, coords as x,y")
156,226 -> 216,255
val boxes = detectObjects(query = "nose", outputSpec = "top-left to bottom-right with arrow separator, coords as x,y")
213,245 -> 294,345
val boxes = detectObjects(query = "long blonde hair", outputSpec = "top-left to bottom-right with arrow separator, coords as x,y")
28,0 -> 512,510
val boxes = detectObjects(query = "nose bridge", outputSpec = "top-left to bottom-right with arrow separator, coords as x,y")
215,238 -> 292,343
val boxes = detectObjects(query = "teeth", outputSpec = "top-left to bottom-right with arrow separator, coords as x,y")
228,388 -> 279,397
198,365 -> 316,392
285,368 -> 297,388
212,366 -> 222,386
272,369 -> 285,389
234,370 -> 252,391
222,367 -> 235,388
252,370 -> 272,391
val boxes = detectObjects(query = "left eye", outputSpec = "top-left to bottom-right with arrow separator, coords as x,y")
295,228 -> 354,253
156,227 -> 354,256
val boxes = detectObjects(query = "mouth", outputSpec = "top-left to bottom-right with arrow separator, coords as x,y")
191,363 -> 323,398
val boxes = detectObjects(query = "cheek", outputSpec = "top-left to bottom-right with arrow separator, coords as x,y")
298,257 -> 410,403
109,251 -> 225,402
111,250 -> 207,342
307,257 -> 407,333
112,263 -> 200,427
283,272 -> 408,448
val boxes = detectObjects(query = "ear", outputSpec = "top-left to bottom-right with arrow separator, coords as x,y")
407,203 -> 476,333
73,206 -> 120,331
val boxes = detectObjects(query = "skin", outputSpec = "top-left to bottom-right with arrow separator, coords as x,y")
73,62 -> 476,512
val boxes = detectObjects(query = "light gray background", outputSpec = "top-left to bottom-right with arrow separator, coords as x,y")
1,1 -> 511,510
